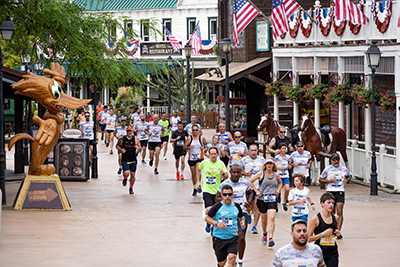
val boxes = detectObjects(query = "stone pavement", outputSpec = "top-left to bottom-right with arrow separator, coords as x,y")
1,129 -> 400,267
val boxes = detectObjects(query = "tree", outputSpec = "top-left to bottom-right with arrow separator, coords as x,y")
0,0 -> 161,89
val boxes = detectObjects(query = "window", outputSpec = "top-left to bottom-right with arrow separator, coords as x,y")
187,17 -> 196,40
108,21 -> 117,43
162,19 -> 171,41
141,19 -> 149,41
124,20 -> 133,38
208,17 -> 217,40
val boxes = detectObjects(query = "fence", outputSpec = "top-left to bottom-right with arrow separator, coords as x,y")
144,111 -> 219,129
142,104 -> 219,116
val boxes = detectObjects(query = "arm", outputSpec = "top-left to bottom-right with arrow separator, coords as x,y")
275,173 -> 283,196
249,170 -> 263,196
227,132 -> 234,142
135,137 -> 142,153
183,137 -> 191,150
205,215 -> 226,230
307,197 -> 316,211
244,189 -> 253,210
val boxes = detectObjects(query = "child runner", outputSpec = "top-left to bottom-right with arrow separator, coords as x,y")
274,143 -> 292,211
288,173 -> 316,222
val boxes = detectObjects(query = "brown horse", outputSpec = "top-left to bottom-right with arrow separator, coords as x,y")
299,112 -> 348,168
257,110 -> 280,142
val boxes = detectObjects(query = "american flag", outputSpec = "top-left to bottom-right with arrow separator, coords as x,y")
190,24 -> 202,54
163,26 -> 183,50
127,38 -> 139,46
272,0 -> 300,41
335,0 -> 366,25
233,0 -> 259,47
398,13 -> 400,27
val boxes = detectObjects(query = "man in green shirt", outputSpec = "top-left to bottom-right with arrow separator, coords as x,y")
197,147 -> 228,233
160,112 -> 171,160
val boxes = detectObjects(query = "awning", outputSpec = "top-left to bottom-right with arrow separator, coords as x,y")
195,57 -> 271,85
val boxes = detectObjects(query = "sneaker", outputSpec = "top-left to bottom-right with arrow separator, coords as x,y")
283,202 -> 288,212
154,168 -> 159,174
117,168 -> 122,175
251,225 -> 258,234
106,142 -> 109,147
122,178 -> 127,187
101,135 -> 104,141
110,150 -> 113,154
129,187 -> 134,194
163,155 -> 167,160
141,160 -> 146,164
268,238 -> 275,247
205,223 -> 211,233
149,160 -> 153,166
176,172 -> 180,180
198,186 -> 202,194
210,227 -> 213,236
192,188 -> 198,196
180,174 -> 184,180
262,234 -> 268,245
237,262 -> 243,267
247,215 -> 252,224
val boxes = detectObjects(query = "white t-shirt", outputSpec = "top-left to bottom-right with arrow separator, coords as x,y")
131,113 -> 141,126
240,155 -> 266,188
218,178 -> 251,213
289,151 -> 312,176
320,165 -> 349,192
227,141 -> 248,165
79,120 -> 94,139
147,122 -> 165,143
99,110 -> 109,125
274,154 -> 291,178
134,121 -> 149,141
271,243 -> 325,267
288,187 -> 310,217
115,126 -> 127,139
104,114 -> 117,130
170,116 -> 181,131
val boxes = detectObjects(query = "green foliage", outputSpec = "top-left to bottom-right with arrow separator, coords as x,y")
323,84 -> 353,107
378,91 -> 396,113
286,84 -> 306,104
111,86 -> 143,121
305,83 -> 329,100
351,83 -> 380,108
265,81 -> 286,99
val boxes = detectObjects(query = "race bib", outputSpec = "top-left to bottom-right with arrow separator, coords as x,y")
141,133 -> 147,139
84,129 -> 92,138
191,153 -> 200,160
293,206 -> 306,216
220,217 -> 233,228
264,194 -> 276,202
151,127 -> 159,138
298,158 -> 308,166
320,235 -> 336,246
177,140 -> 184,147
206,176 -> 216,185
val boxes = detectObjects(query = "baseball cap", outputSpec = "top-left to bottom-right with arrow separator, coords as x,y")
291,219 -> 307,231
265,158 -> 275,164
120,117 -> 127,121
127,127 -> 133,131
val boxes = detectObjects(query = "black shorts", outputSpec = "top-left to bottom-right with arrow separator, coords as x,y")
328,191 -> 345,205
188,159 -> 203,167
256,198 -> 278,214
89,140 -> 96,146
148,142 -> 162,151
203,192 -> 216,208
140,140 -> 148,148
212,236 -> 239,263
324,254 -> 339,267
106,130 -> 114,133
220,156 -> 229,167
100,124 -> 106,131
173,149 -> 187,160
238,213 -> 248,233
161,135 -> 169,143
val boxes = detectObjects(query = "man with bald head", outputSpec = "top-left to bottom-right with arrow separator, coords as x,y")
145,114 -> 165,174
184,115 -> 202,135
267,125 -> 293,157
217,123 -> 233,166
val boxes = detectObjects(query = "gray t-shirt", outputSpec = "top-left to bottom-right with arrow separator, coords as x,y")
271,243 -> 325,267
134,121 -> 149,141
184,123 -> 201,135
218,178 -> 251,214
240,155 -> 266,188
320,165 -> 349,192
289,151 -> 313,176
227,141 -> 248,165
146,122 -> 165,143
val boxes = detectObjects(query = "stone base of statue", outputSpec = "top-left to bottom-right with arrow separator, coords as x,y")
13,174 -> 71,211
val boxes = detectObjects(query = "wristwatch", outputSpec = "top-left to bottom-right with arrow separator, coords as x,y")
214,221 -> 218,226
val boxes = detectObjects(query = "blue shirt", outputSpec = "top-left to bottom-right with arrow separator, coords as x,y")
207,202 -> 243,240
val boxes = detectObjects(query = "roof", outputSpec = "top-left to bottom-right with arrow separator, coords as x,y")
195,57 -> 271,85
75,0 -> 179,11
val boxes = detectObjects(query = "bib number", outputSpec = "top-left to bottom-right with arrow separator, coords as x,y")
191,153 -> 200,160
293,206 -> 306,216
220,217 -> 233,228
320,235 -> 336,246
263,194 -> 276,202
206,176 -> 216,185
177,140 -> 184,147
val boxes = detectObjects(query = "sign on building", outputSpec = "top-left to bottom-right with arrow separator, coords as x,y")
141,42 -> 182,56
256,21 -> 270,52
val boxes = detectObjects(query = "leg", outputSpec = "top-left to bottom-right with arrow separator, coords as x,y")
336,202 -> 344,230
154,146 -> 161,168
238,232 -> 246,260
260,212 -> 268,235
109,132 -> 114,150
267,209 -> 277,240
196,162 -> 202,186
180,155 -> 186,172
218,260 -> 227,267
227,254 -> 237,267
89,145 -> 93,163
163,141 -> 168,156
175,158 -> 179,169
283,184 -> 290,202
149,150 -> 154,161
118,153 -> 122,167
142,146 -> 147,161
129,172 -> 136,187
190,165 -> 197,187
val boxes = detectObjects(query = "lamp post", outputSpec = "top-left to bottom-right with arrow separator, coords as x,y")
184,44 -> 192,125
92,86 -> 98,178
365,40 -> 381,196
20,51 -> 31,166
220,38 -> 232,131
0,15 -> 16,205
167,56 -> 173,114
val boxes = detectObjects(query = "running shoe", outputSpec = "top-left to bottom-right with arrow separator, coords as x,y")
192,188 -> 198,196
129,187 -> 134,194
247,215 -> 252,224
110,150 -> 113,154
180,174 -> 184,180
149,160 -> 153,166
117,168 -> 122,175
163,155 -> 167,160
106,142 -> 109,147
101,135 -> 104,141
154,168 -> 159,174
237,262 -> 243,267
122,178 -> 127,187
268,238 -> 275,247
176,172 -> 180,180
262,234 -> 268,245
251,225 -> 258,234
337,234 -> 343,239
141,160 -> 146,164
205,223 -> 211,233
283,202 -> 288,212
198,186 -> 202,194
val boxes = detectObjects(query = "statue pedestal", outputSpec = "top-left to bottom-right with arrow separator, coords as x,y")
13,174 -> 71,211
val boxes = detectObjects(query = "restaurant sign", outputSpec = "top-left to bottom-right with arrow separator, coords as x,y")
141,42 -> 182,56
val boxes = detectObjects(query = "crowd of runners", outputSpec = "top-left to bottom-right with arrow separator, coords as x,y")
78,102 -> 351,267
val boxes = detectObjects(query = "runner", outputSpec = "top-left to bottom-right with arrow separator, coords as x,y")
288,173 -> 316,222
217,123 -> 233,166
249,157 -> 282,247
102,107 -> 117,154
148,111 -> 155,123
318,153 -> 350,238
271,219 -> 325,267
130,106 -> 141,127
170,121 -> 188,180
99,105 -> 109,141
204,134 -> 225,159
197,147 -> 228,232
205,184 -> 246,267
274,143 -> 292,211
115,117 -> 128,175
216,164 -> 253,267
267,125 -> 293,157
116,127 -> 142,194
308,192 -> 341,267
289,141 -> 313,186
159,112 -> 171,160
134,113 -> 149,164
184,125 -> 207,196
96,101 -> 103,132
227,132 -> 248,166
241,144 -> 266,234
169,109 -> 181,136
184,115 -> 202,135
79,111 -> 94,165
144,114 -> 165,174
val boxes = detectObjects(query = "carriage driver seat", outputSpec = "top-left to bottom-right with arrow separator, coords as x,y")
319,124 -> 332,148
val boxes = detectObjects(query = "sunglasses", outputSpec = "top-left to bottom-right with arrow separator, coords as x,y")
234,136 -> 241,138
192,129 -> 198,131
222,193 -> 233,197
297,145 -> 304,148
332,158 -> 340,161
279,131 -> 286,133
85,116 -> 90,118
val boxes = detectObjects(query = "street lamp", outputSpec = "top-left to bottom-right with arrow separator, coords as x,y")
184,43 -> 192,125
167,56 -> 173,114
365,40 -> 381,196
0,15 -> 16,205
92,85 -> 98,179
220,38 -> 231,131
20,51 -> 32,166
34,59 -> 45,75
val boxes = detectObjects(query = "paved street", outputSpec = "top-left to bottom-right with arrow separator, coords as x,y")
1,129 -> 400,267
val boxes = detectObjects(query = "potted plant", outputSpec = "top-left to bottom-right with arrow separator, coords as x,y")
378,92 -> 396,112
351,83 -> 380,108
323,83 -> 352,107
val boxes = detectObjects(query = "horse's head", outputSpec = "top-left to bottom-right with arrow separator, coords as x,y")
288,124 -> 301,148
257,111 -> 272,131
299,112 -> 312,132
